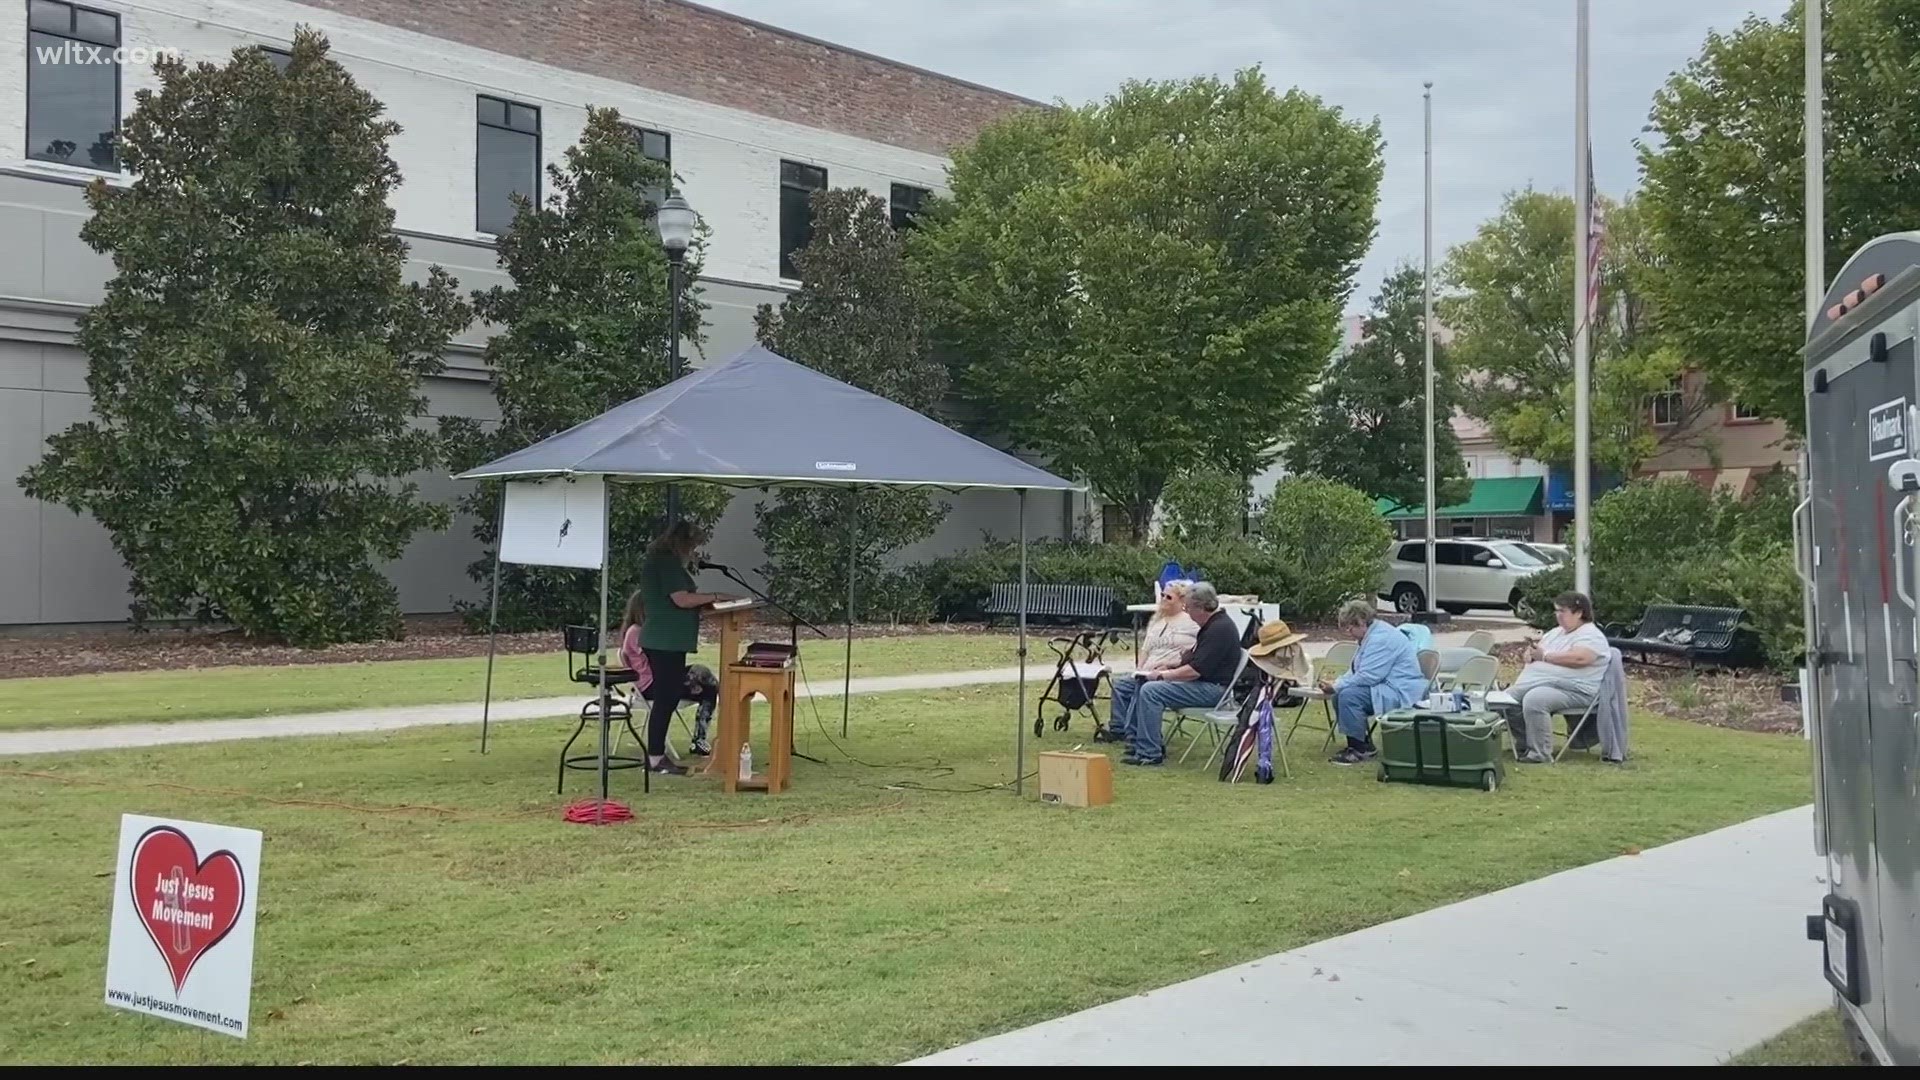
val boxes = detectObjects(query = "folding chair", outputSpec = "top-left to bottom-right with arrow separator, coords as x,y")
1462,630 -> 1496,654
1555,649 -> 1626,762
1291,640 -> 1355,747
1449,654 -> 1499,698
1170,650 -> 1251,765
1417,649 -> 1441,695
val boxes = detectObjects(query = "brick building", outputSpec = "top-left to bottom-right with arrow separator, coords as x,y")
0,0 -> 1074,627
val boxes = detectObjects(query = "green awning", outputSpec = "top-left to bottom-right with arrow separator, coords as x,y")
1376,476 -> 1544,519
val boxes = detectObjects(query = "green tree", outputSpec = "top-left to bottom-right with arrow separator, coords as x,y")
441,107 -> 729,630
754,188 -> 947,622
19,32 -> 470,646
1256,476 -> 1391,620
1442,189 -> 1710,474
915,68 -> 1382,538
1638,0 -> 1920,430
1289,266 -> 1471,511
1159,466 -> 1250,543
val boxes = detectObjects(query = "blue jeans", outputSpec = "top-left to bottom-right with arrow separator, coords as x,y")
1334,683 -> 1378,744
1126,679 -> 1227,763
1107,675 -> 1143,738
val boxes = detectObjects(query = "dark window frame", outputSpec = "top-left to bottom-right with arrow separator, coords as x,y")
26,0 -> 123,173
1650,375 -> 1684,427
890,181 -> 929,230
474,93 -> 541,236
779,158 -> 827,280
258,45 -> 293,72
625,123 -> 671,205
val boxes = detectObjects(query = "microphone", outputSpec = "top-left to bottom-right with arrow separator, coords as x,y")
696,559 -> 731,572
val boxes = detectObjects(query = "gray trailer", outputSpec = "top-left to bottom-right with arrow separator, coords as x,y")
1802,231 -> 1920,1066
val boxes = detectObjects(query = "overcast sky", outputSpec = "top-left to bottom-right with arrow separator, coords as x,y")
702,0 -> 1790,311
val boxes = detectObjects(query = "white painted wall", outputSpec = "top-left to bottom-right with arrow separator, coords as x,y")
0,0 -> 952,289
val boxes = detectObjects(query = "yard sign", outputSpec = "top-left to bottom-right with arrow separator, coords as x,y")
104,814 -> 262,1038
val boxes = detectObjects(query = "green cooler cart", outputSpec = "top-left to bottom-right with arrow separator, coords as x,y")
1375,709 -> 1505,792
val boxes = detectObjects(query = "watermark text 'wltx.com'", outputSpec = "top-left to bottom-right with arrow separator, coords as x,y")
35,40 -> 179,65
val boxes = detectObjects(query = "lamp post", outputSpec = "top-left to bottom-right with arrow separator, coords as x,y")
656,192 -> 696,525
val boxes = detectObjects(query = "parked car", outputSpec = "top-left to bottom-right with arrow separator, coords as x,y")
1378,538 -> 1554,615
1522,542 -> 1570,564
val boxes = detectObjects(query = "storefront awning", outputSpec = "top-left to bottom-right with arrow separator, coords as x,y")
1377,476 -> 1544,520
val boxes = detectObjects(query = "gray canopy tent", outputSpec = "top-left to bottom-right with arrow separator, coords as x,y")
456,345 -> 1080,799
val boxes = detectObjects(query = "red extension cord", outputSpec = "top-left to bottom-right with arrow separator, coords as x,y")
561,798 -> 634,825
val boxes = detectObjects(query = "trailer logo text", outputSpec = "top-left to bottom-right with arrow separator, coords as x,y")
1870,398 -> 1908,461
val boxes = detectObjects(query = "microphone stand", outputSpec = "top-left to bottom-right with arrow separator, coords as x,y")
708,564 -> 828,764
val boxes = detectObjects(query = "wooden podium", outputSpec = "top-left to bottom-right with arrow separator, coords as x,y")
705,599 -> 797,794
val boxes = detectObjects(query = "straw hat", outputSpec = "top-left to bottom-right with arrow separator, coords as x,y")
1247,619 -> 1307,656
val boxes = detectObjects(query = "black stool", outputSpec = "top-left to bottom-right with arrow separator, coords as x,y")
557,624 -> 646,794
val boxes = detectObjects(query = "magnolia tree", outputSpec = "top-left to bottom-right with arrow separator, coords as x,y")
754,188 -> 948,622
441,107 -> 729,630
20,31 -> 470,645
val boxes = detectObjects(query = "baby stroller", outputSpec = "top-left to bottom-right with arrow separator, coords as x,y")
1034,628 -> 1122,738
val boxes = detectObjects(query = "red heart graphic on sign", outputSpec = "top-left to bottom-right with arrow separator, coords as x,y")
129,826 -> 245,995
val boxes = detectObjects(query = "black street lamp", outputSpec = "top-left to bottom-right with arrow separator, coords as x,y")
655,192 -> 696,525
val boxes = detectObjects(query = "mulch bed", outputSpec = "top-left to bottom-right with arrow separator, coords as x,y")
0,614 -> 1023,680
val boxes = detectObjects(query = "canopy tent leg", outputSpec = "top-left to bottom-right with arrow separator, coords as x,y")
595,483 -> 614,819
1016,488 -> 1028,796
843,486 -> 858,737
479,487 -> 504,754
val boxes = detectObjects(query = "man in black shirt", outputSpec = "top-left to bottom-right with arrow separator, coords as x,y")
1123,581 -> 1241,765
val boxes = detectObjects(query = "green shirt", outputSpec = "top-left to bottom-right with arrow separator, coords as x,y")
637,549 -> 698,652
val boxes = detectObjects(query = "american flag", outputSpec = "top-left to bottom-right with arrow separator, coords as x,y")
1585,148 -> 1606,331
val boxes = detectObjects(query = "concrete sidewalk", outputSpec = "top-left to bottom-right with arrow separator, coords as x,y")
910,807 -> 1828,1066
0,626 -> 1523,757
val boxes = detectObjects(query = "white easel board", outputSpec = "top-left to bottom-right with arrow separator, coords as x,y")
500,477 -> 606,570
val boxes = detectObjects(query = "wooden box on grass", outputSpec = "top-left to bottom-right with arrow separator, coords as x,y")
1038,751 -> 1113,808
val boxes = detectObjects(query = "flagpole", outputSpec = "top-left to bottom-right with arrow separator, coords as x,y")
1802,0 -> 1827,858
1423,80 -> 1437,614
1572,0 -> 1593,597
1805,0 -> 1824,327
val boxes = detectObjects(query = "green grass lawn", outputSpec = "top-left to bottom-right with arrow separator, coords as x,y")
0,685 -> 1809,1065
0,633 -> 1023,733
1730,1010 -> 1864,1066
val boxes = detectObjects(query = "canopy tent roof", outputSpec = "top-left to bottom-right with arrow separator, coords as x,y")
1376,476 -> 1545,520
456,346 -> 1079,492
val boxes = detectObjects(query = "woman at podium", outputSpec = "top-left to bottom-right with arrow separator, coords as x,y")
634,521 -> 736,775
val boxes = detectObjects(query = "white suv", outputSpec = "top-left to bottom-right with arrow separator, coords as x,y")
1378,538 -> 1553,615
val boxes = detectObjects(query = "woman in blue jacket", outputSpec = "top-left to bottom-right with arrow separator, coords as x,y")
1317,599 -> 1431,764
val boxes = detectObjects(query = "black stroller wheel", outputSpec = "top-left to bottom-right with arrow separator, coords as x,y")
1032,717 -> 1044,738
1053,713 -> 1070,731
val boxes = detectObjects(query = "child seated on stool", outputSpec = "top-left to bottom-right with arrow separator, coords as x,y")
618,590 -> 720,756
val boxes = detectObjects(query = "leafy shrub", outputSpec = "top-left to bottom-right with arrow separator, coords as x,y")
915,539 -> 1305,622
1257,477 -> 1391,620
754,488 -> 946,625
1160,468 -> 1249,543
1515,474 -> 1802,670
1514,564 -> 1574,629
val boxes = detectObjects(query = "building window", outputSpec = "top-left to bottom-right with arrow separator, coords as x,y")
259,46 -> 293,72
1650,376 -> 1684,427
890,182 -> 929,230
779,160 -> 828,279
27,0 -> 122,171
627,125 -> 670,206
476,95 -> 540,236
1730,400 -> 1765,423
